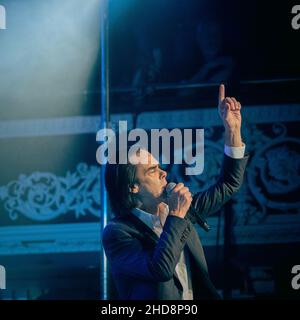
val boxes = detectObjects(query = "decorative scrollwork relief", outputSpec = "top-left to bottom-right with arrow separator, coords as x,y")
0,163 -> 101,221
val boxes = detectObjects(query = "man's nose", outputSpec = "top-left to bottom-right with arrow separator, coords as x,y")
160,168 -> 167,180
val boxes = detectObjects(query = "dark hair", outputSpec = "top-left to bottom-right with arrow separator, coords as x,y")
104,144 -> 142,217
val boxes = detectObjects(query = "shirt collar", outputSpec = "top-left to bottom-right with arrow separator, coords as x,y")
132,207 -> 161,230
132,204 -> 169,230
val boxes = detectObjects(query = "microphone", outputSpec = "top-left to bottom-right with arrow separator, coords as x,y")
165,182 -> 211,232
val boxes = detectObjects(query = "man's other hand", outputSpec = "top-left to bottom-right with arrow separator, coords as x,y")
218,84 -> 243,147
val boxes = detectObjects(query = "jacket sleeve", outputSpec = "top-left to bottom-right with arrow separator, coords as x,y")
102,215 -> 191,282
187,153 -> 249,222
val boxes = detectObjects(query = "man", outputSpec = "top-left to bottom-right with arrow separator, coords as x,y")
102,84 -> 249,300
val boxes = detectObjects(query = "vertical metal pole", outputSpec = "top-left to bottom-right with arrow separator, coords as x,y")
100,0 -> 109,300
223,201 -> 233,299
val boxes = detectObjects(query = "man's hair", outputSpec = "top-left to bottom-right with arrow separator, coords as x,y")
104,144 -> 141,217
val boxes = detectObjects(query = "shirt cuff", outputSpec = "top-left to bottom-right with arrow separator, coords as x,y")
224,143 -> 246,159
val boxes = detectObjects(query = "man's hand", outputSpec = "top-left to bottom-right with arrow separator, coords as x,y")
167,183 -> 192,219
218,84 -> 243,147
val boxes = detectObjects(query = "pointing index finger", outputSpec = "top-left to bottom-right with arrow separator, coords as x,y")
219,84 -> 225,103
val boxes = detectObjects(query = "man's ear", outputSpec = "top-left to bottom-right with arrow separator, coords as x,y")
129,183 -> 139,194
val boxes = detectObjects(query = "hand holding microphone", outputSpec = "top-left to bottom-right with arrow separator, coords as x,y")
166,182 -> 192,219
166,182 -> 211,232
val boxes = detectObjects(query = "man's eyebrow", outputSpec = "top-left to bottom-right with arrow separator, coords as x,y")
145,164 -> 159,173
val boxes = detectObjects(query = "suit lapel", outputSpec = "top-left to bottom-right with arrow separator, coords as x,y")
126,213 -> 208,273
124,213 -> 183,289
126,213 -> 159,245
184,226 -> 208,273
119,213 -> 218,298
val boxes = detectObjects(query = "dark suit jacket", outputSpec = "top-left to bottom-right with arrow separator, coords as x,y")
102,154 -> 249,300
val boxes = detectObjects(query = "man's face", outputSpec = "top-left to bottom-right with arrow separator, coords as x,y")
129,149 -> 168,206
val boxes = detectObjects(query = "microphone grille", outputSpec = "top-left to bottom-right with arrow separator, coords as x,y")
166,182 -> 176,195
